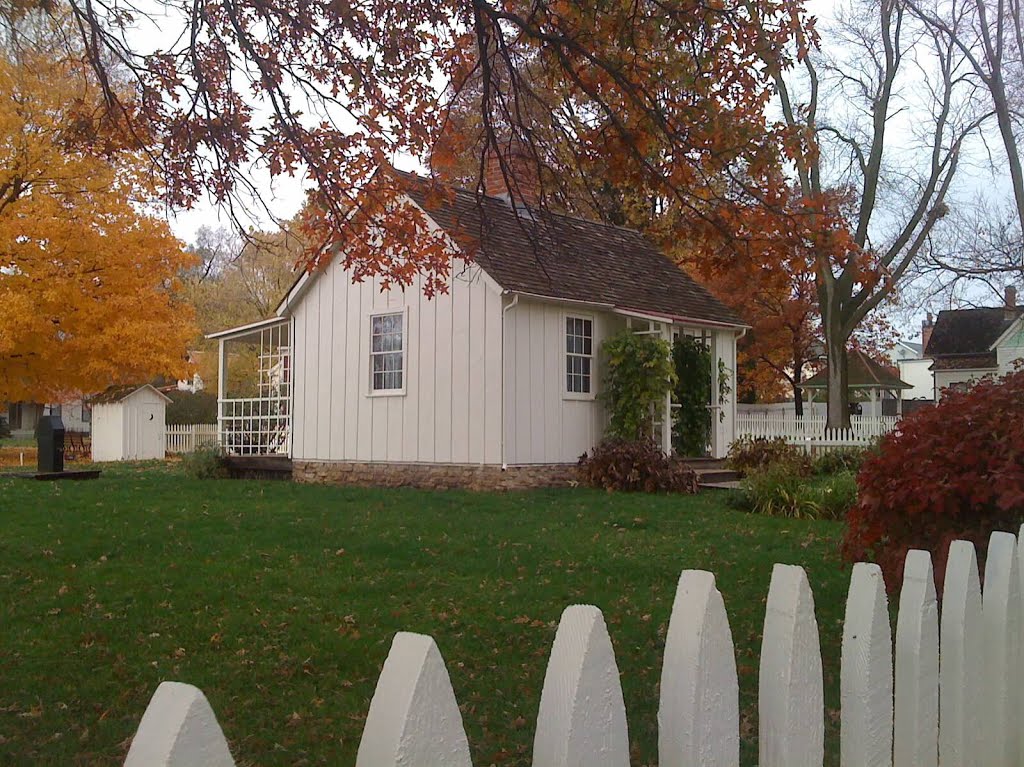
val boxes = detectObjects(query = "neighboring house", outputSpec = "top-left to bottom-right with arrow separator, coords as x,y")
209,168 -> 746,489
886,339 -> 923,363
3,399 -> 91,437
888,322 -> 934,401
925,287 -> 1024,399
176,351 -> 207,393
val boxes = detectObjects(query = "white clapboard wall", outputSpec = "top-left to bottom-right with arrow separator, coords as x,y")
122,527 -> 1024,767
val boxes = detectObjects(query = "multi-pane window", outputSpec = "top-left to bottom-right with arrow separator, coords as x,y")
566,316 -> 594,394
371,312 -> 405,392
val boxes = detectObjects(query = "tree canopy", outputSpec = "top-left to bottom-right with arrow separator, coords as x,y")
10,0 -> 812,292
0,13 -> 197,402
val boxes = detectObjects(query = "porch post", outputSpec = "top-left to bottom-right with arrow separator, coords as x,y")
661,322 -> 673,456
217,338 -> 227,447
710,329 -> 738,459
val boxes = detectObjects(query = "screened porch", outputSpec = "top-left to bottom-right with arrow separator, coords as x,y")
207,318 -> 292,456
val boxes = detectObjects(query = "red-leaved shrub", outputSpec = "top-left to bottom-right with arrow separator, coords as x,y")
578,439 -> 699,493
843,370 -> 1024,592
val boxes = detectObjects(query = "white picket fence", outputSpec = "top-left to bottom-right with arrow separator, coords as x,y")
121,527 -> 1024,767
165,424 -> 218,454
736,413 -> 900,451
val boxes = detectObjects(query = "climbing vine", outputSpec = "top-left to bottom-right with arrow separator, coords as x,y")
672,337 -> 712,456
718,358 -> 733,423
601,330 -> 676,441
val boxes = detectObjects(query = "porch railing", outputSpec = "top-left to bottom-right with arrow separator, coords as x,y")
218,397 -> 290,456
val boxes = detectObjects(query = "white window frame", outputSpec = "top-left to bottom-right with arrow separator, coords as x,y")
564,313 -> 596,400
368,308 -> 409,397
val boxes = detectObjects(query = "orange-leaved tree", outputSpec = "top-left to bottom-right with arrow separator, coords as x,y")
0,14 -> 197,402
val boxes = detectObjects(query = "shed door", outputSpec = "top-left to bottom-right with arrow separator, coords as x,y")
139,404 -> 161,459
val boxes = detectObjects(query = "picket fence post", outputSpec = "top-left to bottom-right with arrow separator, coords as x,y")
123,682 -> 235,767
355,632 -> 471,767
894,550 -> 938,767
533,605 -> 630,767
658,570 -> 738,767
841,562 -> 892,767
759,564 -> 823,767
940,541 -> 983,767
981,532 -> 1020,767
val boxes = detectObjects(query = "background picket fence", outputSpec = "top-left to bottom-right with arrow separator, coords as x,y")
736,412 -> 900,451
165,423 -> 218,454
122,527 -> 1024,767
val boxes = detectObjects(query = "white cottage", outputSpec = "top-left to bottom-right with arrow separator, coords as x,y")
90,384 -> 171,462
210,171 -> 746,489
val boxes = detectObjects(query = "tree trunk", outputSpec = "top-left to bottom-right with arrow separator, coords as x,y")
824,318 -> 851,429
974,0 -> 1024,244
793,365 -> 805,418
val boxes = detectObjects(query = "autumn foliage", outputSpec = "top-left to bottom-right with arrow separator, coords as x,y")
15,0 -> 818,295
0,18 -> 197,402
843,371 -> 1024,593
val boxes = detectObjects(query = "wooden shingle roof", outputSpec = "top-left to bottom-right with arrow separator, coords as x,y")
396,171 -> 744,327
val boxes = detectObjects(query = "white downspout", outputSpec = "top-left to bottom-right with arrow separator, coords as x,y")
500,293 -> 520,470
217,337 -> 227,449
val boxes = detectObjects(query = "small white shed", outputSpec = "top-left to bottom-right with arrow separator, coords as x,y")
90,385 -> 171,462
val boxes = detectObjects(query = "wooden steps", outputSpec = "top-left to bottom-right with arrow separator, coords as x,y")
224,455 -> 293,480
679,457 -> 741,491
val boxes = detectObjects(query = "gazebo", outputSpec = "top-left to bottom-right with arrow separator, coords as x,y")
802,348 -> 913,416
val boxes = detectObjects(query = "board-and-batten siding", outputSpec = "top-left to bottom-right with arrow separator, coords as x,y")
503,299 -> 622,464
290,259 -> 504,464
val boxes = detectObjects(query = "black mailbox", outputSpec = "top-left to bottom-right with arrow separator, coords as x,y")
37,415 -> 65,473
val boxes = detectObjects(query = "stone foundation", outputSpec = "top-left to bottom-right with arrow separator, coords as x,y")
293,460 -> 577,491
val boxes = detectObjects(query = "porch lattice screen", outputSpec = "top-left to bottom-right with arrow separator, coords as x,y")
218,321 -> 291,455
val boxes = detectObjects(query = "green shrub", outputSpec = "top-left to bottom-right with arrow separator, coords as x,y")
726,435 -> 811,476
731,464 -> 806,517
731,467 -> 856,520
805,471 -> 858,520
180,444 -> 228,479
578,438 -> 698,494
166,390 -> 218,425
811,447 -> 870,476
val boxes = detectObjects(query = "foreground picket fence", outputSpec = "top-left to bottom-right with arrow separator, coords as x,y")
165,424 -> 218,454
736,413 -> 900,451
122,527 -> 1024,767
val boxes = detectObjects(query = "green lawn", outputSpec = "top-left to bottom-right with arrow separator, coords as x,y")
1,463 -> 849,766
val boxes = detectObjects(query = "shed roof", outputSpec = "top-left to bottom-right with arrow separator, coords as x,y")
392,170 -> 744,327
802,349 -> 912,390
91,384 -> 172,405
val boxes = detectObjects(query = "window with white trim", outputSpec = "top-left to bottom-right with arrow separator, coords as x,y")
566,316 -> 594,394
370,312 -> 405,392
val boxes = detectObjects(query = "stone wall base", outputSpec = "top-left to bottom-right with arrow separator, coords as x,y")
292,460 -> 577,491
